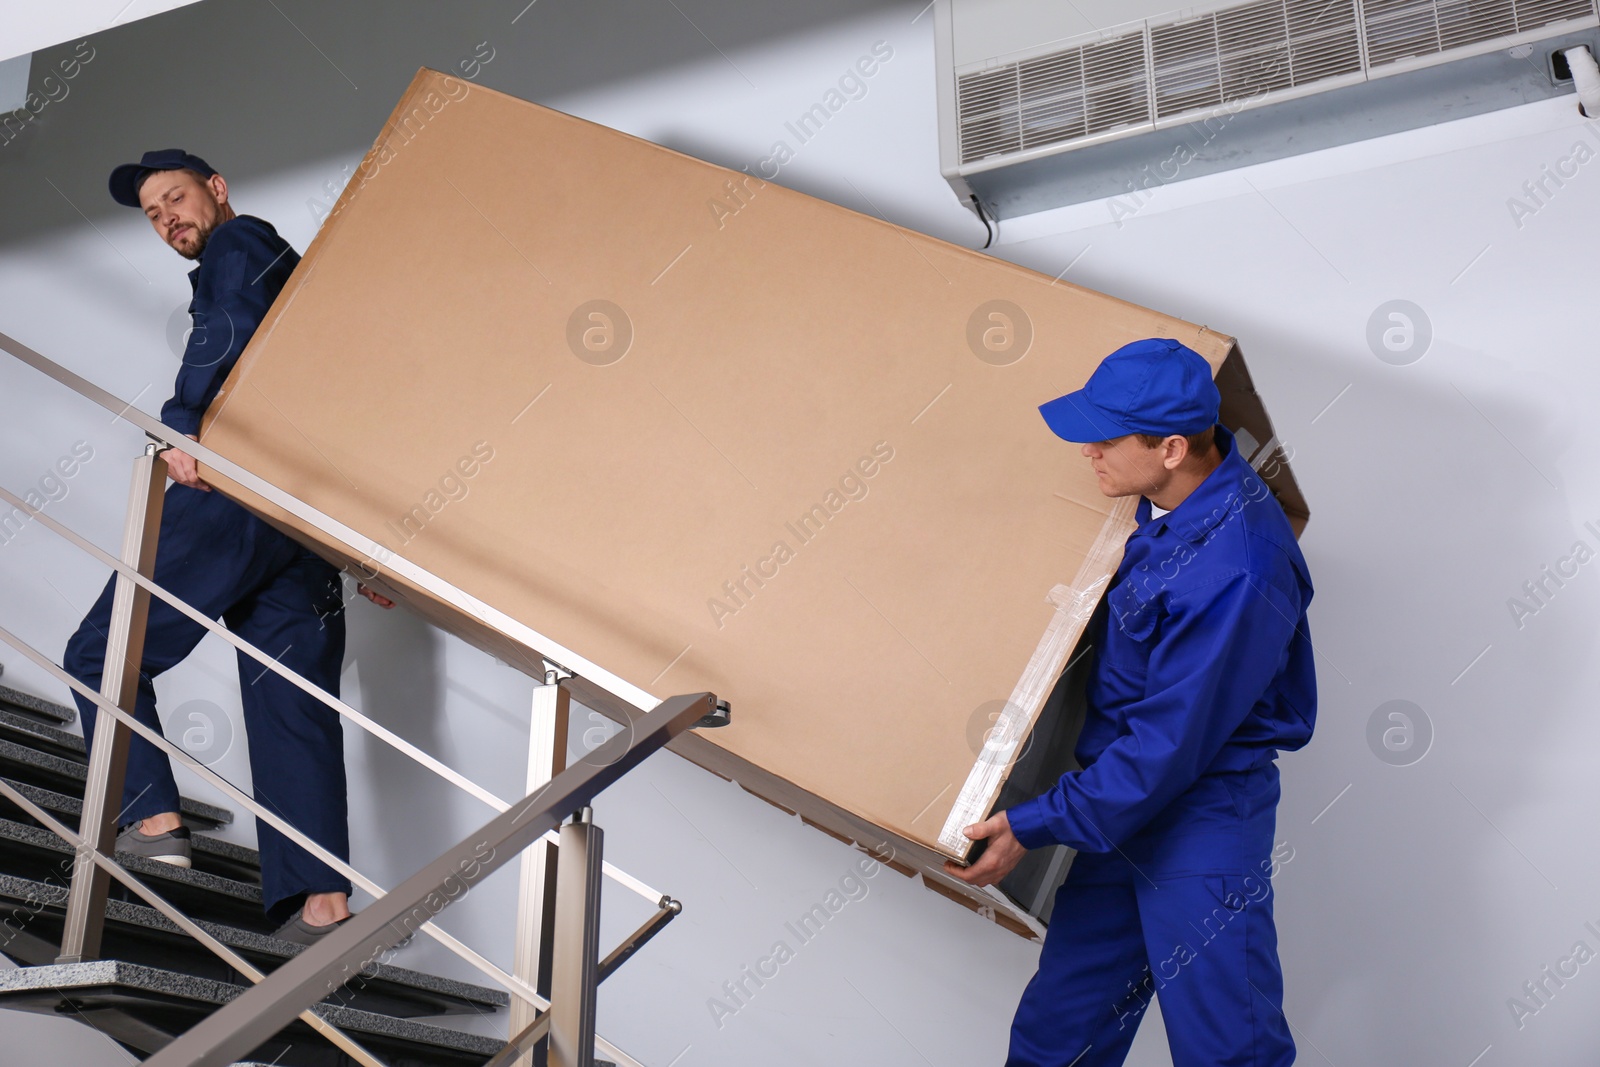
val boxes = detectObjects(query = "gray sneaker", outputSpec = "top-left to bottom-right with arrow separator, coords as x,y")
115,823 -> 192,868
272,910 -> 352,948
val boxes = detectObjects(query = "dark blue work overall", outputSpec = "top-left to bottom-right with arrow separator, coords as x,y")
63,215 -> 352,920
1004,425 -> 1316,1067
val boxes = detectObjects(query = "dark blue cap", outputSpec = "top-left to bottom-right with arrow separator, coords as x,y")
1039,338 -> 1220,443
109,149 -> 218,207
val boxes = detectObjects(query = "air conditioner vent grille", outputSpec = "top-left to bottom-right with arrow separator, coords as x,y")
957,28 -> 1149,163
954,0 -> 1596,166
1146,0 -> 1366,118
1364,0 -> 1592,66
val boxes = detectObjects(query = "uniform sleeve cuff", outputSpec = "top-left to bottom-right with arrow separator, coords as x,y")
162,410 -> 201,437
1005,798 -> 1056,850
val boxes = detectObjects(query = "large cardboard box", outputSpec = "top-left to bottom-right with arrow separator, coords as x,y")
199,69 -> 1307,936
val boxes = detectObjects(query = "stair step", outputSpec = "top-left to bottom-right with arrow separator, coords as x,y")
0,816 -> 273,934
0,778 -> 257,879
0,741 -> 233,829
0,960 -> 505,1066
190,834 -> 260,882
0,682 -> 75,727
0,736 -> 87,793
0,705 -> 85,761
0,873 -> 508,1019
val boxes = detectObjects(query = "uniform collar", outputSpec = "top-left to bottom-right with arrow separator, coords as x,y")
184,215 -> 268,291
184,222 -> 219,292
1132,424 -> 1254,543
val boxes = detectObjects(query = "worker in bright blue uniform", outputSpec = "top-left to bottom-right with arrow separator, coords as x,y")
63,150 -> 390,944
948,338 -> 1315,1067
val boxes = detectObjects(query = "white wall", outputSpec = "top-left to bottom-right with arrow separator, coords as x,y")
2,1 -> 1598,1065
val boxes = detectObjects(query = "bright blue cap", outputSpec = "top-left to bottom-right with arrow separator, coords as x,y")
1038,338 -> 1220,443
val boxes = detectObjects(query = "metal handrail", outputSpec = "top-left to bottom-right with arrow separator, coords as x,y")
0,477 -> 663,904
0,332 -> 693,1065
2,327 -> 666,894
0,617 -> 659,1067
143,692 -> 716,1067
0,621 -> 549,1011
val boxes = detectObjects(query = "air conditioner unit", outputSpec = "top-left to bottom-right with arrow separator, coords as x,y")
934,0 -> 1599,220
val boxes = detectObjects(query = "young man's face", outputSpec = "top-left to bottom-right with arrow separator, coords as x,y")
138,169 -> 228,260
1081,435 -> 1174,499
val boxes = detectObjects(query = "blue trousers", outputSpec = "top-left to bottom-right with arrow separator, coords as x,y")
1007,767 -> 1295,1067
63,484 -> 352,921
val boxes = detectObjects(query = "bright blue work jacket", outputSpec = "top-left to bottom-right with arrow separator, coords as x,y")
1006,424 -> 1316,857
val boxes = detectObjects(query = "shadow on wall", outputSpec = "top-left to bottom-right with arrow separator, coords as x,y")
652,122 -> 963,255
341,589 -> 458,885
0,0 -> 912,249
1225,320 -> 1591,1062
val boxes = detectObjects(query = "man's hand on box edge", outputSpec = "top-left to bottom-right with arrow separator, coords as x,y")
357,584 -> 396,609
165,434 -> 211,491
943,810 -> 1027,887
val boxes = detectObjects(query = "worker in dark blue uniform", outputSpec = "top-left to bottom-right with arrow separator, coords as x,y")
948,338 -> 1316,1067
63,150 -> 391,945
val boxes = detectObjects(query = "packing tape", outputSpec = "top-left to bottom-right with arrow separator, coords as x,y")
936,496 -> 1137,857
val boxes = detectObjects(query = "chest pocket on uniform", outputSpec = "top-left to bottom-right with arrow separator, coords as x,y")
212,247 -> 248,294
1107,579 -> 1158,646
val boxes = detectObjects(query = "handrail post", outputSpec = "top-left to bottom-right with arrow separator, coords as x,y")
512,670 -> 569,1066
550,806 -> 602,1067
57,443 -> 167,962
